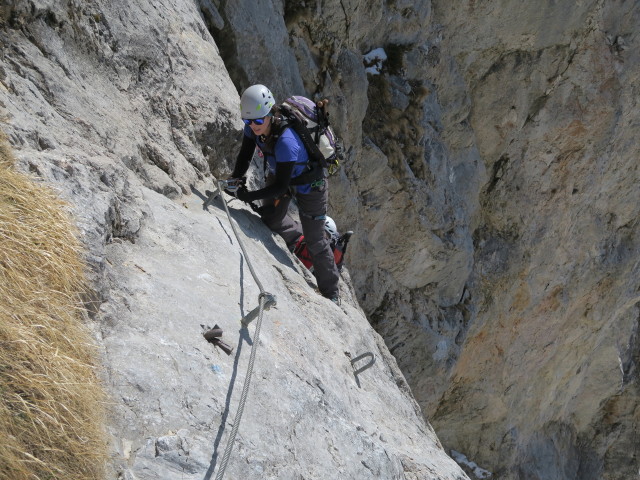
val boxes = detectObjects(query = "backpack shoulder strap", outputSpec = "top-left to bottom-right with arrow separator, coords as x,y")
314,99 -> 330,142
277,105 -> 327,168
260,113 -> 287,153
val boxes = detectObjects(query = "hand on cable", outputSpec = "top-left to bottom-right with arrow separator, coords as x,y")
224,177 -> 243,196
235,186 -> 253,203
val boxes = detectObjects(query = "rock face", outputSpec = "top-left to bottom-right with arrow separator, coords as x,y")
427,2 -> 640,479
2,0 -> 639,479
209,0 -> 640,478
0,1 -> 468,479
275,1 -> 639,479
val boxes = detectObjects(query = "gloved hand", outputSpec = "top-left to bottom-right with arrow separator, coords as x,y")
235,186 -> 253,203
224,177 -> 244,196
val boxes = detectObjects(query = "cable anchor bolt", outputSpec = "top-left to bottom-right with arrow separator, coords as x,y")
241,292 -> 277,327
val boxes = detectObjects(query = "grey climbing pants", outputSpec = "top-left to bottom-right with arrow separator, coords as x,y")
259,180 -> 340,299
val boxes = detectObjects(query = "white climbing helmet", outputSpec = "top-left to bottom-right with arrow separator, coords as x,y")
240,84 -> 275,119
324,216 -> 339,242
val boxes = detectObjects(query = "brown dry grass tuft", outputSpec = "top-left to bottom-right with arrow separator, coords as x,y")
0,134 -> 107,480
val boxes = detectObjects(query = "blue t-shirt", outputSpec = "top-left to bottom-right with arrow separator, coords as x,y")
244,125 -> 312,194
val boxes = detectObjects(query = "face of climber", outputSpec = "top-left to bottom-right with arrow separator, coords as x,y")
243,114 -> 272,136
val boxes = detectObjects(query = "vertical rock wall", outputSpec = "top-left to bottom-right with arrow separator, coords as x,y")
0,0 -> 471,478
429,1 -> 640,479
2,0 -> 639,478
212,0 -> 640,478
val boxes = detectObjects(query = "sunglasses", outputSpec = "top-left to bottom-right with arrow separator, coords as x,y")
243,116 -> 268,126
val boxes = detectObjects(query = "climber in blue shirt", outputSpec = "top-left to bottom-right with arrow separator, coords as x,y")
228,84 -> 340,303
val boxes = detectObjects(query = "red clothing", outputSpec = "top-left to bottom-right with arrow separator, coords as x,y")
294,236 -> 344,271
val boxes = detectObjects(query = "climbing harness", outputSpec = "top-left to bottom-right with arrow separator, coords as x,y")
309,178 -> 325,189
207,179 -> 277,480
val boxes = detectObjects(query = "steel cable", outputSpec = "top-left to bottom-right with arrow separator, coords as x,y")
213,180 -> 271,480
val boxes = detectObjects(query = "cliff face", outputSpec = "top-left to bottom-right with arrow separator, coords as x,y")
0,1 -> 467,479
1,0 -> 638,479
268,1 -> 639,479
429,2 -> 640,479
209,0 -> 640,478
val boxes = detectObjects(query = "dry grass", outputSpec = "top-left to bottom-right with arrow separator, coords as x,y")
0,135 -> 107,480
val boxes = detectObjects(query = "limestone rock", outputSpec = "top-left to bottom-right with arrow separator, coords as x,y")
3,0 -> 639,478
0,1 -> 468,479
216,1 -> 640,478
426,2 -> 640,479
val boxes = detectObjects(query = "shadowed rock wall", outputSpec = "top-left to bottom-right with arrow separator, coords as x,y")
212,0 -> 640,478
429,2 -> 640,479
0,0 -> 469,479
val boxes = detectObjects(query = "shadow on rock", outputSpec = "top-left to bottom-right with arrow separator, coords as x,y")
202,324 -> 253,480
193,185 -> 297,272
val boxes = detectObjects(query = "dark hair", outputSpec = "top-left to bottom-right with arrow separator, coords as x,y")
261,109 -> 285,152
